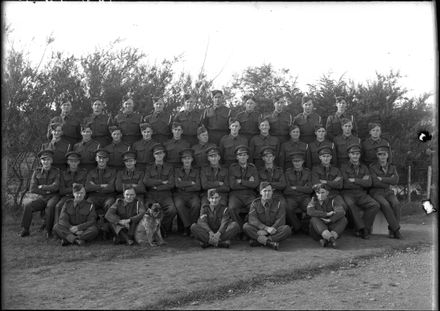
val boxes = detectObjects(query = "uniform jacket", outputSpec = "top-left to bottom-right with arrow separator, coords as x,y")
284,167 -> 313,197
143,111 -> 172,137
173,109 -> 203,137
83,113 -> 112,140
311,164 -> 343,195
306,196 -> 345,223
131,138 -> 157,166
105,198 -> 146,234
143,162 -> 175,192
192,142 -> 216,168
258,166 -> 286,194
219,134 -> 248,163
369,162 -> 399,194
59,199 -> 96,230
249,134 -> 280,164
361,137 -> 391,166
333,134 -> 361,167
279,139 -> 308,169
307,140 -> 336,169
267,110 -> 292,137
340,162 -> 372,192
103,141 -> 130,168
235,110 -> 261,137
202,105 -> 231,133
30,166 -> 60,195
174,166 -> 201,192
200,165 -> 230,193
115,168 -> 146,194
228,162 -> 259,192
113,111 -> 143,140
293,112 -> 322,144
163,138 -> 191,165
73,139 -> 100,167
41,139 -> 71,167
198,204 -> 232,234
59,168 -> 88,196
248,198 -> 286,229
325,112 -> 358,141
85,167 -> 116,194
47,114 -> 81,143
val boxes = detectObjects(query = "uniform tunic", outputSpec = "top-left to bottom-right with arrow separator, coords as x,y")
131,138 -> 157,171
202,105 -> 231,145
200,165 -> 230,206
85,167 -> 117,213
115,168 -> 146,198
279,139 -> 308,170
173,109 -> 203,146
103,141 -> 131,169
249,134 -> 280,168
113,111 -> 143,145
47,114 -> 81,146
325,112 -> 358,142
83,113 -> 112,147
361,137 -> 391,166
191,142 -> 216,168
311,164 -> 345,207
219,134 -> 248,166
143,111 -> 172,142
105,198 -> 146,237
293,112 -> 322,144
267,110 -> 292,144
41,139 -> 72,171
235,110 -> 261,141
163,138 -> 191,168
73,139 -> 101,171
333,134 -> 361,167
307,140 -> 336,169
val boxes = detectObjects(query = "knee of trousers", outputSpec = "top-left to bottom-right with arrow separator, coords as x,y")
277,225 -> 292,236
242,222 -> 256,234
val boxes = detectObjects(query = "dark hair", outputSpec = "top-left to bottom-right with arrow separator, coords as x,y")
301,95 -> 312,104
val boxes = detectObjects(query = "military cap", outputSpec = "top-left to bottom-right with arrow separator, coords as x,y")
346,143 -> 361,153
289,124 -> 300,133
340,118 -> 352,126
95,148 -> 110,158
65,151 -> 81,160
235,145 -> 250,155
206,146 -> 221,156
260,146 -> 275,157
207,188 -> 220,198
289,151 -> 305,161
368,122 -> 381,131
312,183 -> 331,192
211,90 -> 223,97
171,121 -> 183,129
179,148 -> 194,158
228,117 -> 240,126
152,143 -> 166,154
314,124 -> 326,131
108,125 -> 121,134
197,125 -> 208,136
259,181 -> 272,191
139,122 -> 152,131
317,146 -> 333,156
375,144 -> 390,154
72,183 -> 85,192
50,122 -> 63,130
122,150 -> 137,161
38,149 -> 54,159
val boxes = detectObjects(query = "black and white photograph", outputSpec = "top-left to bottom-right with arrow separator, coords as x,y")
2,1 -> 437,309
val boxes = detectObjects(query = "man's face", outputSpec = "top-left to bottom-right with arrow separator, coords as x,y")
274,97 -> 286,112
336,100 -> 347,112
124,189 -> 136,203
319,154 -> 332,166
316,188 -> 329,201
154,100 -> 164,112
208,193 -> 221,206
342,122 -> 353,135
40,157 -> 53,170
208,153 -> 220,166
213,93 -> 223,107
92,101 -> 104,114
370,126 -> 381,139
73,188 -> 86,202
245,99 -> 256,111
96,155 -> 109,168
154,151 -> 165,162
303,100 -> 313,114
52,126 -> 63,139
292,159 -> 304,169
67,158 -> 80,170
377,151 -> 388,162
349,151 -> 361,164
61,101 -> 72,114
111,130 -> 122,142
141,127 -> 153,140
263,153 -> 275,166
172,126 -> 183,139
123,100 -> 134,113
236,152 -> 249,165
124,158 -> 136,170
260,185 -> 273,201
315,128 -> 326,140
81,128 -> 93,141
184,97 -> 196,110
259,120 -> 270,135
198,131 -> 209,144
182,156 -> 193,167
290,128 -> 300,140
229,122 -> 240,135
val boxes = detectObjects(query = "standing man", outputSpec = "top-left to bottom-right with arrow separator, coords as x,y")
249,117 -> 280,168
173,94 -> 203,146
47,100 -> 81,146
202,90 -> 231,146
243,182 -> 291,250
115,150 -> 146,202
104,125 -> 130,170
82,100 -> 112,147
219,118 -> 248,167
325,96 -> 358,142
235,95 -> 261,141
333,118 -> 361,167
293,95 -> 322,144
42,122 -> 72,171
340,143 -> 380,239
143,97 -> 172,143
54,183 -> 98,246
112,98 -> 143,146
131,122 -> 157,171
191,125 -> 216,168
267,95 -> 292,145
73,122 -> 101,171
20,150 -> 60,238
163,121 -> 191,168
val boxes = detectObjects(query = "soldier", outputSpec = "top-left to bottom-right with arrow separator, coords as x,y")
267,95 -> 292,144
42,122 -> 71,171
143,144 -> 177,237
333,118 -> 361,167
191,125 -> 216,168
173,94 -> 203,146
307,183 -> 347,248
249,117 -> 280,168
361,122 -> 392,166
202,90 -> 231,146
143,97 -> 172,143
112,98 -> 143,146
228,145 -> 260,237
200,146 -> 230,207
115,150 -> 146,202
340,143 -> 380,239
54,183 -> 99,246
53,151 -> 88,230
235,95 -> 261,141
325,96 -> 358,142
173,148 -> 201,236
73,122 -> 101,171
279,124 -> 308,170
369,144 -> 401,239
283,151 -> 313,233
191,189 -> 240,248
104,125 -> 130,170
163,121 -> 191,168
20,149 -> 60,238
131,123 -> 157,171
82,100 -> 112,147
306,124 -> 336,169
105,187 -> 146,245
293,95 -> 322,144
47,100 -> 81,146
219,118 -> 248,166
243,182 -> 292,250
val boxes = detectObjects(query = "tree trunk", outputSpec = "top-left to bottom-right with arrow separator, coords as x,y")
2,155 -> 7,206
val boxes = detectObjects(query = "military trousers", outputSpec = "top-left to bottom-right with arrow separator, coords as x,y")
342,190 -> 380,232
173,192 -> 201,228
86,193 -> 116,216
228,191 -> 257,228
309,216 -> 348,241
21,194 -> 60,234
243,223 -> 291,243
53,223 -> 99,244
285,195 -> 312,232
370,190 -> 401,232
54,195 -> 74,229
191,222 -> 240,244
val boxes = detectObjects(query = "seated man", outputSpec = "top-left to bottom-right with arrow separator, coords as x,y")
173,148 -> 201,236
115,150 -> 146,202
105,187 -> 146,245
243,182 -> 291,250
191,189 -> 240,248
20,149 -> 60,238
341,143 -> 380,239
54,183 -> 99,246
307,183 -> 347,248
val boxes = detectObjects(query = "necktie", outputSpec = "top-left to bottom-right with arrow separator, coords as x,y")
354,165 -> 359,176
98,169 -> 103,184
157,165 -> 162,177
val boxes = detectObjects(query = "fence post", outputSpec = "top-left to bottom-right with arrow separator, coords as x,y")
427,165 -> 432,199
407,165 -> 411,203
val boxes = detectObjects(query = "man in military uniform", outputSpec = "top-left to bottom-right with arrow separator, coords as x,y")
249,117 -> 280,168
325,96 -> 358,142
361,122 -> 392,166
104,125 -> 131,170
293,95 -> 322,144
340,143 -> 380,239
131,123 -> 157,171
279,124 -> 308,170
73,122 -> 101,171
42,122 -> 72,171
267,95 -> 292,144
173,94 -> 203,146
219,118 -> 248,166
20,150 -> 60,238
82,100 -> 112,147
202,90 -> 231,146
54,183 -> 98,246
228,145 -> 259,237
115,150 -> 146,202
143,97 -> 172,143
191,125 -> 216,168
53,151 -> 88,230
333,118 -> 361,167
235,95 -> 261,141
105,187 -> 146,245
143,144 -> 177,236
243,182 -> 291,250
283,151 -> 313,233
173,148 -> 201,236
306,124 -> 336,169
163,121 -> 191,168
47,100 -> 81,146
112,98 -> 143,145
200,146 -> 229,206
191,189 -> 240,248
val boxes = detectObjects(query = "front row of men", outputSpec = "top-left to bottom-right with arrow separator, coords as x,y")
20,140 -> 400,250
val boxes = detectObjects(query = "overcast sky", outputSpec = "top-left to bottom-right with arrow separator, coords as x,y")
3,1 -> 436,102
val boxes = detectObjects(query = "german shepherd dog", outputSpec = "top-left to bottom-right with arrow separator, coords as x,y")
135,203 -> 166,246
